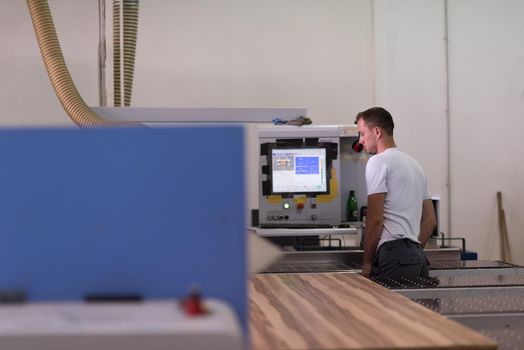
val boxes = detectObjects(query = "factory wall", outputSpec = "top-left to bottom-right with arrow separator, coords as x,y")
447,0 -> 524,264
0,0 -> 522,265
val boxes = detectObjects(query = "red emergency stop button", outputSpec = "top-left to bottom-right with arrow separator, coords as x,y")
297,203 -> 304,210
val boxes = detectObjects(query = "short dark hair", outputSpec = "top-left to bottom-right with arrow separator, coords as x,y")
356,107 -> 394,136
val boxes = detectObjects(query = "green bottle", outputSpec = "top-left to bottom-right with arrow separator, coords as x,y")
347,190 -> 358,222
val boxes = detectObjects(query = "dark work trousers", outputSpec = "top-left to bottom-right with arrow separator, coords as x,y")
370,238 -> 429,285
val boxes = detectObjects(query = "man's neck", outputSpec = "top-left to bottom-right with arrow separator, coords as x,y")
376,138 -> 397,154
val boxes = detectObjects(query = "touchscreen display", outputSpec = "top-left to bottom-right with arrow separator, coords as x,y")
271,148 -> 327,193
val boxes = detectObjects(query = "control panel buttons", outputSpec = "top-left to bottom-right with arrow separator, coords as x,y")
283,203 -> 291,209
297,203 -> 305,210
311,214 -> 317,221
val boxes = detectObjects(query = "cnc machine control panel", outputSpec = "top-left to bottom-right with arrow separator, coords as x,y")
258,126 -> 341,228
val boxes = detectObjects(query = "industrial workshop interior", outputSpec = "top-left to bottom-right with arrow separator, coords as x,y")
0,0 -> 523,349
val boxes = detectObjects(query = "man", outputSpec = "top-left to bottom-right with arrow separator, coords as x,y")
356,107 -> 437,283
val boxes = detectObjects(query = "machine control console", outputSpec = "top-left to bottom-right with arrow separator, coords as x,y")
258,135 -> 340,227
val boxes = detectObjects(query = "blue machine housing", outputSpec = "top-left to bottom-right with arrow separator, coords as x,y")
0,127 -> 246,327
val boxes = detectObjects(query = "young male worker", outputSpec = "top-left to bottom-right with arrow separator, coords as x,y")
356,107 -> 437,282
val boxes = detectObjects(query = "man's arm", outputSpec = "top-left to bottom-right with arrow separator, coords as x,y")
419,199 -> 437,247
362,193 -> 385,278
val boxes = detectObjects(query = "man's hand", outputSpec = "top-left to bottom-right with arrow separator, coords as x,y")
361,263 -> 372,278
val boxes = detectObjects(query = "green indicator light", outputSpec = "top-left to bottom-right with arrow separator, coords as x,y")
283,203 -> 290,209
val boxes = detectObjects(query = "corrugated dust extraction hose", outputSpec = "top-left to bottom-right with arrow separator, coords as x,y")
122,0 -> 139,107
113,0 -> 121,107
113,0 -> 139,107
27,0 -> 130,127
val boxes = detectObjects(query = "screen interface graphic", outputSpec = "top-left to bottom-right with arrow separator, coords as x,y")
271,148 -> 327,193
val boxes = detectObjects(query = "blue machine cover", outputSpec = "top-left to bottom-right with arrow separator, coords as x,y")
0,127 -> 246,326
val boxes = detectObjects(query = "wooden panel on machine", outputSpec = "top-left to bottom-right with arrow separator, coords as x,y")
250,273 -> 496,350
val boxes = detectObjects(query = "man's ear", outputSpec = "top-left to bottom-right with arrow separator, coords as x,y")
373,127 -> 382,138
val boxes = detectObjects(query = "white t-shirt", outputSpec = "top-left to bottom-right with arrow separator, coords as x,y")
365,148 -> 431,248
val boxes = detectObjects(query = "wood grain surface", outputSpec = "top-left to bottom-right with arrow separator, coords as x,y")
250,273 -> 497,350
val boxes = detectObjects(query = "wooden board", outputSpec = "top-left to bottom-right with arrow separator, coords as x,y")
250,273 -> 496,350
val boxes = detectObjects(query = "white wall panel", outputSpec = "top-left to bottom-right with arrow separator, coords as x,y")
132,0 -> 373,124
448,0 -> 524,264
